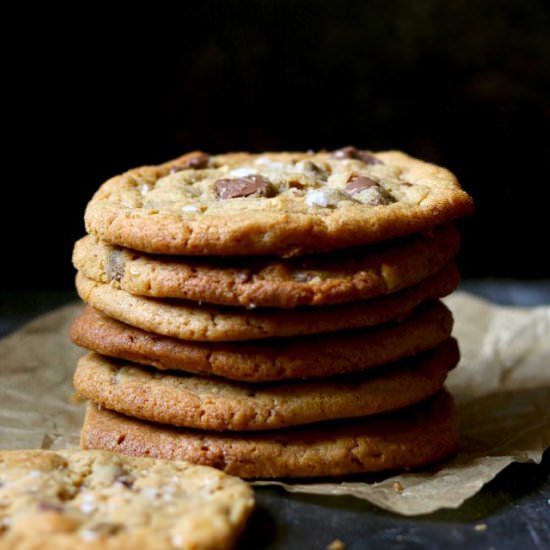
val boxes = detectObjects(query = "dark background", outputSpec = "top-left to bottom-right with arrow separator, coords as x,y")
6,0 -> 550,289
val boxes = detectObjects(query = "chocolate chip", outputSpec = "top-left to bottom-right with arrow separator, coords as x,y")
106,250 -> 125,283
299,160 -> 328,179
345,176 -> 378,195
345,176 -> 394,205
331,146 -> 358,159
331,146 -> 383,165
356,150 -> 383,165
38,501 -> 65,513
170,153 -> 210,173
214,175 -> 275,199
115,474 -> 134,489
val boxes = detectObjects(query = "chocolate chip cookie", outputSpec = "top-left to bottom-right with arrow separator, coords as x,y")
75,263 -> 459,341
80,390 -> 458,478
73,339 -> 457,431
0,449 -> 253,549
84,149 -> 473,257
71,301 -> 453,382
73,224 -> 460,308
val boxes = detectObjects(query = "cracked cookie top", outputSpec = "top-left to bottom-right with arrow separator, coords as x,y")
84,147 -> 473,256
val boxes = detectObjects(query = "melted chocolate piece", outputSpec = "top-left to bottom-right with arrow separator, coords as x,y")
301,160 -> 328,179
345,176 -> 395,205
170,153 -> 211,173
115,474 -> 134,489
214,175 -> 275,199
345,176 -> 378,194
331,146 -> 383,165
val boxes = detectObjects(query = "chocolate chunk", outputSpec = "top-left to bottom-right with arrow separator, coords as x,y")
214,175 -> 275,199
299,160 -> 328,179
356,150 -> 383,165
331,146 -> 359,160
346,176 -> 394,205
115,474 -> 134,489
345,176 -> 378,195
38,501 -> 65,513
170,153 -> 210,173
331,146 -> 383,165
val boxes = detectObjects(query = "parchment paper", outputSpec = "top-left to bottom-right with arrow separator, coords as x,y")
0,292 -> 549,515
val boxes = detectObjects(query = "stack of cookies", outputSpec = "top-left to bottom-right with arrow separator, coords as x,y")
71,147 -> 473,478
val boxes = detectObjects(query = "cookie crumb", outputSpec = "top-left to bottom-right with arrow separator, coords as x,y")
392,481 -> 404,492
327,540 -> 345,550
474,523 -> 487,532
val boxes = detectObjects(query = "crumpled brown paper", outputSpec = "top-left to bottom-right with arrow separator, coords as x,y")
0,293 -> 549,515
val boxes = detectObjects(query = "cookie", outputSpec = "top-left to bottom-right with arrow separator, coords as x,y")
71,301 -> 453,382
0,449 -> 253,549
73,224 -> 460,308
74,339 -> 457,431
84,149 -> 473,257
75,262 -> 459,341
81,390 -> 457,478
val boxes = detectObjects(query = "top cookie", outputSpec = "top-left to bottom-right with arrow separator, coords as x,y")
84,148 -> 473,256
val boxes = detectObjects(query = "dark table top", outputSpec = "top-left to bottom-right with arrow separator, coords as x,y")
1,281 -> 549,549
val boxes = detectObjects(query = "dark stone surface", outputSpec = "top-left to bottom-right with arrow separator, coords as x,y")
241,453 -> 550,549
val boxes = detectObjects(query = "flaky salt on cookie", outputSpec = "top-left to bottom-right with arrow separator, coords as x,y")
84,147 -> 473,257
0,449 -> 253,550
